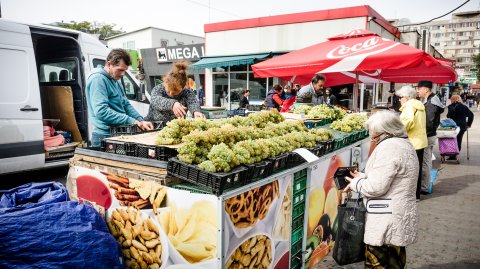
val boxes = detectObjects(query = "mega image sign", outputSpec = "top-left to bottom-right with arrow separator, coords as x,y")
156,43 -> 205,63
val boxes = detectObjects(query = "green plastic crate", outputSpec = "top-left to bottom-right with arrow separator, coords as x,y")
294,169 -> 307,180
290,255 -> 302,269
291,239 -> 303,256
291,227 -> 303,245
170,182 -> 212,194
293,192 -> 305,207
292,202 -> 305,219
293,176 -> 307,195
292,214 -> 304,231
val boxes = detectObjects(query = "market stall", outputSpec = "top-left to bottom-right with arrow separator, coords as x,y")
67,109 -> 372,269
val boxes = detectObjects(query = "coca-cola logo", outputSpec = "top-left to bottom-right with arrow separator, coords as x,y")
327,37 -> 389,59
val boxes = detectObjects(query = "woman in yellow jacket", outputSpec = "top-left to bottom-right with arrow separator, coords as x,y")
396,85 -> 428,200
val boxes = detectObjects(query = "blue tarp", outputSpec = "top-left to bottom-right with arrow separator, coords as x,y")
0,182 -> 123,269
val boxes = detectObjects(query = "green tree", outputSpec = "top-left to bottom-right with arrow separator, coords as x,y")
473,54 -> 480,81
57,21 -> 124,40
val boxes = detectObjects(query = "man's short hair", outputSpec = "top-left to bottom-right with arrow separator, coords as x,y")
311,74 -> 326,84
107,48 -> 132,66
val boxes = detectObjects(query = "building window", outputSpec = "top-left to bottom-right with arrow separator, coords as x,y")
122,41 -> 135,50
160,39 -> 168,47
212,64 -> 269,109
434,42 -> 441,46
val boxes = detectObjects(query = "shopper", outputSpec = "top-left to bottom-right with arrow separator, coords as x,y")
447,95 -> 474,154
197,85 -> 204,106
397,85 -> 428,200
145,61 -> 205,122
280,85 -> 296,112
344,110 -> 418,269
416,80 -> 445,195
265,84 -> 284,111
388,89 -> 401,112
296,74 -> 326,105
324,88 -> 337,106
86,48 -> 153,147
239,89 -> 250,109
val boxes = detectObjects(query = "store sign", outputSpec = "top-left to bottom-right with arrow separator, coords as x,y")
156,43 -> 205,63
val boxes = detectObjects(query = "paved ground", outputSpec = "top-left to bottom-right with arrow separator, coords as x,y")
315,110 -> 480,269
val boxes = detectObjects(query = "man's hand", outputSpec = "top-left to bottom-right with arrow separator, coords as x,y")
173,102 -> 187,118
194,111 -> 206,119
134,120 -> 154,131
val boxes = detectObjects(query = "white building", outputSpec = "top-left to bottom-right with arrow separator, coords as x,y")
105,27 -> 204,50
192,5 -> 400,109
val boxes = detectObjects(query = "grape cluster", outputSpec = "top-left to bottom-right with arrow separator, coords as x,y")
196,129 -> 333,173
177,120 -> 307,165
156,110 -> 285,145
294,104 -> 346,120
330,113 -> 368,133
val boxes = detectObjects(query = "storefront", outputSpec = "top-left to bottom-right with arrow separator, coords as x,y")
191,5 -> 400,110
141,43 -> 206,95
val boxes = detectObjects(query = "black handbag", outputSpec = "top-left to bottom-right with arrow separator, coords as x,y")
332,197 -> 367,265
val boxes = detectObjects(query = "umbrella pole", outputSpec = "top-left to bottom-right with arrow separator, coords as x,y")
353,71 -> 359,112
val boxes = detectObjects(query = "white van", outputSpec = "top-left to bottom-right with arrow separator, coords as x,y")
0,19 -> 148,174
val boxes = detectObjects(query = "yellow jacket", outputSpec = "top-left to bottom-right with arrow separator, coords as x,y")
399,99 -> 428,150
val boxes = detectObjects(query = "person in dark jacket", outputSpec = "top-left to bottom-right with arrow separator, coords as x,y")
145,61 -> 205,122
416,80 -> 445,195
388,89 -> 401,112
324,88 -> 337,106
447,95 -> 474,153
238,89 -> 250,108
265,84 -> 284,110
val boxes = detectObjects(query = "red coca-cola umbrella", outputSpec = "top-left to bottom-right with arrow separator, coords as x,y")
253,29 -> 441,78
252,29 -> 455,109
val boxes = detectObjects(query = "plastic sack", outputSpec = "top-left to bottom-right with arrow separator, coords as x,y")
333,198 -> 366,265
0,183 -> 123,269
0,182 -> 69,214
440,118 -> 457,128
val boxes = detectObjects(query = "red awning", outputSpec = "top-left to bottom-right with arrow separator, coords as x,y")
253,29 -> 456,85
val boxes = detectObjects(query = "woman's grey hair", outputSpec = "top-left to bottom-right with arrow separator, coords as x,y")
395,85 -> 417,99
365,110 -> 407,137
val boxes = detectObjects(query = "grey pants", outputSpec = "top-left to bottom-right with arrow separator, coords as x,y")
422,136 -> 436,192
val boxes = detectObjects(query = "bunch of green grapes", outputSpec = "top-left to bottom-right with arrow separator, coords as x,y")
294,105 -> 312,115
330,113 -> 368,133
157,110 -> 285,145
309,128 -> 333,142
304,104 -> 335,119
198,143 -> 238,172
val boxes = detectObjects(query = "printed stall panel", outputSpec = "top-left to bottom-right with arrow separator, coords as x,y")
305,150 -> 351,269
223,174 -> 293,269
73,166 -> 219,269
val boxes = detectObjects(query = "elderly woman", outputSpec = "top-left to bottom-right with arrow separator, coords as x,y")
345,111 -> 418,269
396,85 -> 427,200
145,61 -> 205,122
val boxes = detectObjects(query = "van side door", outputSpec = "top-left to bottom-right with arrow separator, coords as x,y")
0,21 -> 44,173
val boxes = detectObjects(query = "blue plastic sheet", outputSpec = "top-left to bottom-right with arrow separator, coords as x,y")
0,182 -> 68,213
0,182 -> 123,269
440,118 -> 457,128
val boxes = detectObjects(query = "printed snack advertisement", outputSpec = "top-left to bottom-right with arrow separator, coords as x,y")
305,150 -> 351,269
74,166 -> 219,269
223,175 -> 293,269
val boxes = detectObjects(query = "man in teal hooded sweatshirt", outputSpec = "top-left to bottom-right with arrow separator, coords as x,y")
86,48 -> 152,146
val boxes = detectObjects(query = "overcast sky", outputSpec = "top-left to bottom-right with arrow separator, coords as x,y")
1,0 -> 480,37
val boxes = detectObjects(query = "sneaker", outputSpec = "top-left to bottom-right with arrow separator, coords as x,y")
420,190 -> 431,195
416,198 -> 420,203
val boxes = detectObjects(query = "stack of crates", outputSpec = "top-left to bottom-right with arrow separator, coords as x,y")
291,168 -> 307,269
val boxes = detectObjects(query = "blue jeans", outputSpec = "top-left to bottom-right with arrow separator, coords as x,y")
91,132 -> 110,147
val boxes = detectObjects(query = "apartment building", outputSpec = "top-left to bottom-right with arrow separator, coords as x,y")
394,11 -> 480,84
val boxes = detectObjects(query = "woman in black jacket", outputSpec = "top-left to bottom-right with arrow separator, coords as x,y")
447,95 -> 474,152
238,89 -> 250,108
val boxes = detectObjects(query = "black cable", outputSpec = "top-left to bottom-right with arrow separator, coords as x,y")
398,0 -> 471,27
